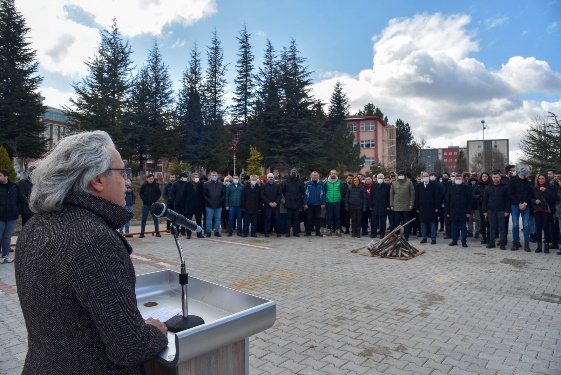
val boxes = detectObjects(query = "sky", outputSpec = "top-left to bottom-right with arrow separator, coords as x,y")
16,0 -> 561,163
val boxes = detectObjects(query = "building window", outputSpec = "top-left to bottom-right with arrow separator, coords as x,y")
494,144 -> 498,148
454,152 -> 457,155
353,140 -> 358,147
348,123 -> 357,132
444,159 -> 447,162
478,145 -> 481,149
360,140 -> 375,148
360,122 -> 375,131
43,124 -> 50,138
363,157 -> 375,166
444,152 -> 447,155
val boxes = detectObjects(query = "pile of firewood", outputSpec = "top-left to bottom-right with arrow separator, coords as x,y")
352,218 -> 424,260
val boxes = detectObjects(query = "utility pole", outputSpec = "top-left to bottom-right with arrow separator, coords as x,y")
481,120 -> 486,172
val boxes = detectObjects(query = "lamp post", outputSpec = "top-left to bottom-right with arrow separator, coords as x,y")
481,120 -> 486,172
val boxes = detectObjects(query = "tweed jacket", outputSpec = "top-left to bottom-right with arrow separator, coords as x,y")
15,192 -> 168,374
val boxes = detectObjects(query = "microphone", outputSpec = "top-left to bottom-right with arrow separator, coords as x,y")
151,203 -> 202,233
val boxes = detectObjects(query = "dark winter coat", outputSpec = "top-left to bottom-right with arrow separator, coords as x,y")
415,181 -> 441,223
473,181 -> 489,209
17,179 -> 33,215
261,182 -> 282,205
531,184 -> 557,212
139,181 -> 161,206
171,181 -> 187,213
482,183 -> 510,213
345,185 -> 367,211
124,190 -> 136,207
15,192 -> 167,374
370,182 -> 390,215
508,176 -> 533,206
225,183 -> 244,207
282,177 -> 304,209
445,183 -> 472,222
183,182 -> 204,216
0,181 -> 20,221
241,183 -> 261,214
203,180 -> 225,209
163,182 -> 174,204
304,180 -> 325,206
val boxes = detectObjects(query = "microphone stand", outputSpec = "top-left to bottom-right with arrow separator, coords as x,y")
165,226 -> 205,332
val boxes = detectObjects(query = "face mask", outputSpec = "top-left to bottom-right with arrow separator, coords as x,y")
233,179 -> 239,184
225,181 -> 231,186
181,177 -> 187,182
429,176 -> 436,181
377,179 -> 383,184
511,171 -> 517,177
455,179 -> 462,185
470,181 -> 476,185
398,176 -> 404,180
422,177 -> 429,183
442,178 -> 448,183
211,176 -> 217,182
250,181 -> 257,186
194,178 -> 199,183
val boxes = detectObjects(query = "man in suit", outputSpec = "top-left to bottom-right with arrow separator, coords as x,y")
416,171 -> 441,244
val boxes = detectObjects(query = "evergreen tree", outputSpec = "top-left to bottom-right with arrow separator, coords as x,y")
520,113 -> 560,172
0,0 -> 46,162
245,146 -> 263,176
0,146 -> 16,180
395,118 -> 417,171
232,24 -> 255,126
66,20 -> 134,159
456,150 -> 468,173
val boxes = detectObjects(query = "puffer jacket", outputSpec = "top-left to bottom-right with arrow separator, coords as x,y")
139,181 -> 161,206
282,177 -> 304,209
0,181 -> 20,221
345,185 -> 366,211
304,180 -> 325,206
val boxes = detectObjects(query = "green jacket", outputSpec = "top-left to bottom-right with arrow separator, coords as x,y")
390,179 -> 415,211
325,178 -> 344,203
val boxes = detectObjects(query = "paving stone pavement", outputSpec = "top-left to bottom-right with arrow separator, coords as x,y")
1,225 -> 560,374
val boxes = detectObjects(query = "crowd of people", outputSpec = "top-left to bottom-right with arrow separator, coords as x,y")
133,164 -> 561,254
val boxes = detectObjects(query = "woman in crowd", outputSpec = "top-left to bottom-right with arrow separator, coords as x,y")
532,173 -> 557,253
345,176 -> 366,238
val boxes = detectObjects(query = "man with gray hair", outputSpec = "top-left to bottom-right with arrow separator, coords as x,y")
15,131 -> 168,373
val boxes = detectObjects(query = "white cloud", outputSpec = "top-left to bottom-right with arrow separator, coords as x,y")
39,87 -> 76,109
16,0 -> 217,76
311,13 -> 561,164
548,20 -> 560,32
484,16 -> 508,29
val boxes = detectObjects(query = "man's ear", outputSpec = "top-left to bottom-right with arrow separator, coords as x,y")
89,174 -> 105,193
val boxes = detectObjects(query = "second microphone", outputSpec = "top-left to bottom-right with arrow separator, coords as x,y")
151,202 -> 203,233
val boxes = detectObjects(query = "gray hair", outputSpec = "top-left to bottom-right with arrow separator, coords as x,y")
250,174 -> 259,179
30,131 -> 115,213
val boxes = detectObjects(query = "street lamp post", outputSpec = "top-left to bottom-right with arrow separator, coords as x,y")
481,120 -> 486,172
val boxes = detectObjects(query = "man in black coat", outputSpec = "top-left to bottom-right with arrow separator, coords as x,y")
282,168 -> 304,237
445,173 -> 472,247
508,166 -> 534,251
370,173 -> 390,239
203,171 -> 225,237
483,171 -> 511,249
261,173 -> 282,237
17,167 -> 34,226
416,171 -> 441,244
163,174 -> 176,230
241,175 -> 261,237
139,174 -> 162,238
0,169 -> 20,263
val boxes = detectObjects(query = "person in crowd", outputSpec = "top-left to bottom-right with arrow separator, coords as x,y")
554,177 -> 561,255
445,173 -> 472,247
548,170 -> 560,250
119,185 -> 135,237
531,173 -> 557,253
203,171 -> 225,237
225,174 -> 244,237
370,173 -> 390,239
0,169 -> 19,263
17,166 -> 34,226
408,171 -> 421,237
473,172 -> 490,245
342,174 -> 354,234
509,166 -> 533,251
361,176 -> 373,236
390,170 -> 415,241
139,174 -> 161,238
15,131 -> 167,373
303,171 -> 326,237
415,171 -> 441,244
325,169 -> 344,236
483,171 -> 510,250
345,176 -> 367,238
241,174 -> 261,237
282,168 -> 304,237
170,172 -> 188,235
261,173 -> 282,237
163,174 -> 176,231
467,175 -> 480,238
440,172 -> 452,237
183,172 -> 204,239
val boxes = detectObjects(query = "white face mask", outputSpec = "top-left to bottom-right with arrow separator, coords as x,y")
470,181 -> 476,185
398,175 -> 405,180
511,171 -> 517,177
455,179 -> 462,185
422,177 -> 429,183
250,181 -> 257,186
194,178 -> 199,183
429,176 -> 436,181
233,179 -> 239,184
181,177 -> 187,182
377,179 -> 383,184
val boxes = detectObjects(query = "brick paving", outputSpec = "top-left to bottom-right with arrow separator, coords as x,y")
1,224 -> 560,374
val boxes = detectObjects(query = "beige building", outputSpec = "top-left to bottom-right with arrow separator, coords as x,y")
345,116 -> 396,174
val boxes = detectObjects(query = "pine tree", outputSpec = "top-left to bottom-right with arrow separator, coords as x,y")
232,24 -> 255,126
245,146 -> 263,176
66,19 -> 134,159
520,113 -> 560,172
395,119 -> 417,171
456,150 -> 468,173
0,0 -> 46,162
0,146 -> 16,180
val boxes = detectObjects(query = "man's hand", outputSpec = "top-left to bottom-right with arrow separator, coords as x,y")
321,204 -> 325,208
466,214 -> 471,219
270,202 -> 277,208
409,205 -> 413,210
225,206 -> 229,210
435,209 -> 439,213
535,199 -> 541,205
304,205 -> 308,210
483,212 -> 488,217
504,212 -> 510,217
145,318 -> 168,335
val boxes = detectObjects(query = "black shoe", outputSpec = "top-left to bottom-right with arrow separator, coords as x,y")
251,234 -> 257,237
286,233 -> 290,237
277,233 -> 281,237
499,241 -> 506,250
344,230 -> 350,234
462,243 -> 468,248
264,233 -> 269,237
481,238 -> 487,245
361,231 -> 368,236
467,232 -> 473,238
544,244 -> 550,254
237,233 -> 242,237
420,239 -> 427,244
187,233 -> 191,239
197,232 -> 204,238
138,234 -> 145,238
438,227 -> 444,232
370,234 -> 376,238
227,233 -> 233,237
206,233 -> 211,238
443,235 -> 451,239
214,232 -> 221,237
448,242 -> 457,246
316,232 -> 323,237
431,240 -> 436,245
486,243 -> 496,248
294,233 -> 300,237
243,234 -> 248,238
417,233 -> 422,238
305,232 -> 311,236
379,235 -> 384,239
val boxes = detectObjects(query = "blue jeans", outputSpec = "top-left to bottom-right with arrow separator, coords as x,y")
511,204 -> 530,243
263,205 -> 280,234
0,220 -> 16,258
451,221 -> 467,244
141,205 -> 159,234
120,206 -> 133,234
421,222 -> 437,241
243,213 -> 258,235
228,206 -> 242,235
326,202 -> 341,230
206,207 -> 222,234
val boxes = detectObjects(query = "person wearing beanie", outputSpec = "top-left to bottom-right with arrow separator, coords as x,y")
508,166 -> 534,251
531,173 -> 557,253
